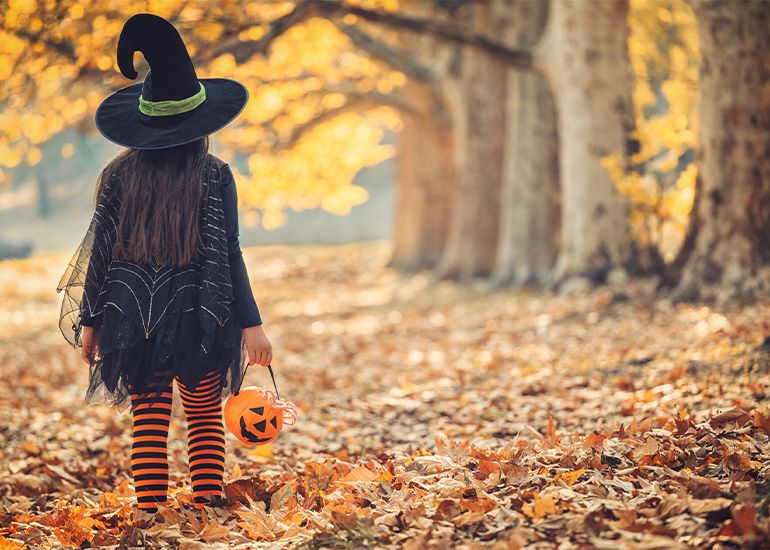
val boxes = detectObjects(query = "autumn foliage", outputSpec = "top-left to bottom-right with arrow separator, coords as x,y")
3,244 -> 770,547
0,0 -> 401,227
603,0 -> 699,262
3,1 -> 770,547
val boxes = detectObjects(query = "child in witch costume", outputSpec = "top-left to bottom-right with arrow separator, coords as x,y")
56,14 -> 272,513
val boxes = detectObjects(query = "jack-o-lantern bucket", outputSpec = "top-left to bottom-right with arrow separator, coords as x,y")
224,366 -> 298,446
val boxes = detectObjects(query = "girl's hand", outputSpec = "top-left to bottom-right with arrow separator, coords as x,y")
244,325 -> 272,367
81,326 -> 99,365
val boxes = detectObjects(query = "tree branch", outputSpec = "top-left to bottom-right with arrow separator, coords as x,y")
273,99 -> 365,150
273,91 -> 409,150
209,1 -> 316,63
333,88 -> 414,112
209,0 -> 532,70
336,24 -> 436,83
255,86 -> 412,151
13,29 -> 76,61
317,1 -> 533,69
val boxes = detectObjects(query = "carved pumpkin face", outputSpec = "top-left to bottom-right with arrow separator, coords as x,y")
224,387 -> 284,446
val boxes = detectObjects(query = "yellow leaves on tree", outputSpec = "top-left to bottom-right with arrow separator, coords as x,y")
25,147 -> 41,166
603,0 -> 699,262
236,110 -> 395,229
0,1 -> 404,228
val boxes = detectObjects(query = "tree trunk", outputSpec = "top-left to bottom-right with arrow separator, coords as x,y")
672,0 -> 770,301
491,0 -> 560,287
536,0 -> 635,284
436,3 -> 506,280
390,80 -> 454,271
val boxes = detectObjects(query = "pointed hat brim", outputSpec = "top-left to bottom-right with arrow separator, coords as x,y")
95,77 -> 248,150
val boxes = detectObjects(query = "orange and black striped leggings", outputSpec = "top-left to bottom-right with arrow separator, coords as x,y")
128,368 -> 225,512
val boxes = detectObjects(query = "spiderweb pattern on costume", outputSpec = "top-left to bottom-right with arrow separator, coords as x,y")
56,154 -> 249,411
56,170 -> 121,349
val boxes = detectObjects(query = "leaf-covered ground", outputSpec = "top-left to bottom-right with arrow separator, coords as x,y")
2,242 -> 770,548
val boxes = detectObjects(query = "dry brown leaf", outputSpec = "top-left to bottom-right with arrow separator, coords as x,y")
710,408 -> 751,427
731,504 -> 756,535
453,510 -> 486,527
0,537 -> 25,550
560,468 -> 586,486
521,493 -> 556,520
5,247 -> 770,549
339,465 -> 378,483
689,498 -> 732,515
199,523 -> 231,543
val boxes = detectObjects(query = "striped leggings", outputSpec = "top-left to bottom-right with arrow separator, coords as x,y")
128,368 -> 225,512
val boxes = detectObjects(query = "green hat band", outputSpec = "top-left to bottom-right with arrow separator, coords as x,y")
138,82 -> 206,116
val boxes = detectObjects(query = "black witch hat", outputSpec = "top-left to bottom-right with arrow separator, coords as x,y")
95,14 -> 248,150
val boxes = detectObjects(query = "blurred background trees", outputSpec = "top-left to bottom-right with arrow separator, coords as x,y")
1,0 -> 768,300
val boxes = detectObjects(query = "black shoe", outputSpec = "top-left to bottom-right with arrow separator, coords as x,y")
193,495 -> 228,509
206,495 -> 228,508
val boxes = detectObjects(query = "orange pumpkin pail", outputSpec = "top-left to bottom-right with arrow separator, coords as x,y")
224,364 -> 298,446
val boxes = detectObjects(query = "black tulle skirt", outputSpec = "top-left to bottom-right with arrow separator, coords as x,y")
84,281 -> 248,412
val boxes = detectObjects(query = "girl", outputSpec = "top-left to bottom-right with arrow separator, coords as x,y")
56,13 -> 271,513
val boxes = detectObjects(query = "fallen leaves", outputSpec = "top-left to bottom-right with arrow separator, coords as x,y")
338,465 -> 378,483
3,245 -> 770,547
522,492 -> 557,520
557,468 -> 586,486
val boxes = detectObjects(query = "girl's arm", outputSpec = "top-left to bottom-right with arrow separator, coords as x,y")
220,164 -> 262,328
80,248 -> 101,327
79,252 -> 102,364
221,164 -> 272,367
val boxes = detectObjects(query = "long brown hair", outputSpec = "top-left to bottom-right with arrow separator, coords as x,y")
94,137 -> 209,268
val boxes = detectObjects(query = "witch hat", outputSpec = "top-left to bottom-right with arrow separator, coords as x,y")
95,13 -> 248,150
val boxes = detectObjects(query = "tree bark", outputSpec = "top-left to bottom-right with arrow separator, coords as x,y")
536,0 -> 635,284
672,0 -> 770,301
390,79 -> 454,270
491,0 -> 560,287
436,3 -> 507,280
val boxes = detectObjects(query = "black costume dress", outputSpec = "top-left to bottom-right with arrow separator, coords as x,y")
56,154 -> 262,411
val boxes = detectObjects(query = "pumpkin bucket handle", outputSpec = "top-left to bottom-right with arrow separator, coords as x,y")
240,362 -> 280,398
241,362 -> 299,426
266,364 -> 279,400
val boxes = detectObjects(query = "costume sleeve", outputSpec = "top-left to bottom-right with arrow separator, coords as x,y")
221,164 -> 263,328
79,246 -> 103,327
80,299 -> 98,326
56,172 -> 119,345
